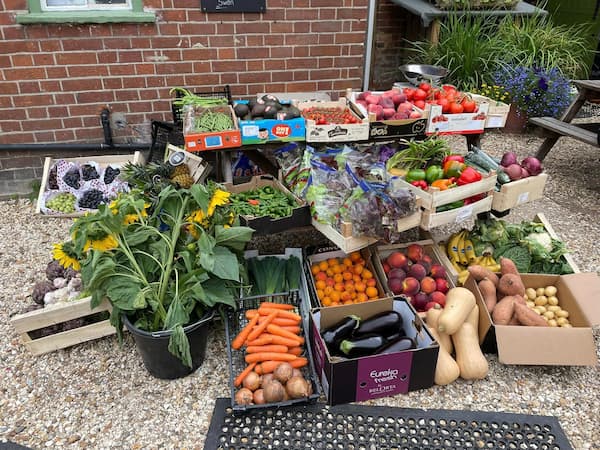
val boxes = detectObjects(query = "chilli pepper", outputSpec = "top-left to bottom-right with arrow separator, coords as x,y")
410,180 -> 428,190
456,166 -> 482,186
442,154 -> 465,166
405,168 -> 426,183
442,160 -> 465,178
425,165 -> 443,184
430,178 -> 455,191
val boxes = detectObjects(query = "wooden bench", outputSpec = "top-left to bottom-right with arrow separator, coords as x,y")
529,117 -> 599,161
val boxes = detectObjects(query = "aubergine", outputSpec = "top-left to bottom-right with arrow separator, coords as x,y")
376,336 -> 416,355
354,311 -> 403,338
322,315 -> 360,352
339,334 -> 386,358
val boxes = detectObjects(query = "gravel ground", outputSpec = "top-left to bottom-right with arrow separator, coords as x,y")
1,129 -> 599,450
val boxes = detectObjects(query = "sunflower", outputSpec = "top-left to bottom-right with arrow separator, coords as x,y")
84,234 -> 118,252
207,189 -> 231,217
52,242 -> 81,271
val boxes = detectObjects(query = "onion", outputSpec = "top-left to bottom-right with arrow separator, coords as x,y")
521,156 -> 543,176
504,163 -> 523,181
520,166 -> 530,179
263,380 -> 285,403
252,388 -> 266,405
273,362 -> 294,384
285,376 -> 310,399
242,371 -> 261,392
500,151 -> 518,167
234,388 -> 254,405
261,373 -> 275,387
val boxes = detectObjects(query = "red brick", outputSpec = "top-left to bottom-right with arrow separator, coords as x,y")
129,37 -> 153,49
146,76 -> 168,88
27,107 -> 49,119
156,62 -> 193,75
103,78 -> 124,90
285,34 -> 313,46
136,64 -> 156,75
161,10 -> 187,21
262,8 -> 285,20
311,21 -> 343,33
310,68 -> 342,80
182,73 -> 220,86
292,0 -> 309,5
235,22 -> 268,34
55,52 -> 98,65
61,78 -> 103,92
318,57 -> 334,68
337,7 -> 364,19
76,91 -> 116,104
219,72 -> 239,85
334,55 -> 364,67
11,54 -> 34,67
118,51 -> 144,63
68,65 -> 110,78
319,9 -> 336,20
271,46 -> 293,58
271,22 -> 290,33
192,61 -> 211,73
55,129 -> 76,141
45,67 -> 68,78
103,38 -> 133,50
109,65 -> 138,76
62,39 -> 104,51
286,9 -> 319,20
19,81 -> 40,94
293,47 -> 309,57
0,120 -> 22,132
318,34 -> 335,45
21,118 -> 62,132
63,117 -> 84,128
246,36 -> 265,46
271,71 -> 290,82
40,80 -> 61,92
209,35 -> 236,47
54,93 -> 76,104
218,48 -> 236,59
316,80 -> 334,91
48,106 -> 69,117
39,40 -> 61,52
178,23 -> 216,35
0,40 -> 38,54
5,67 -> 46,81
212,60 -> 247,72
2,26 -> 26,40
32,53 -> 55,66
293,71 -> 309,81
335,32 -> 366,44
97,52 -> 119,64
286,58 -> 313,69
75,127 -> 104,141
309,46 -> 341,57
115,90 -> 141,102
246,60 -> 264,71
183,48 -> 218,60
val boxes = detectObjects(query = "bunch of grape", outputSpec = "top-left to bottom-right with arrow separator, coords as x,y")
48,166 -> 59,190
81,164 -> 100,181
104,166 -> 121,184
46,192 -> 77,213
79,189 -> 105,209
63,168 -> 81,189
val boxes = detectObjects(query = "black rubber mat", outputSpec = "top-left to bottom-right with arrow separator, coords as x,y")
204,397 -> 573,450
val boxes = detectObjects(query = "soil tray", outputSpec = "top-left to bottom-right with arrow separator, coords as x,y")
205,397 -> 573,449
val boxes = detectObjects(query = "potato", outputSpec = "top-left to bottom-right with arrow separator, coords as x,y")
547,296 -> 559,306
547,319 -> 558,327
526,300 -> 535,308
544,286 -> 558,297
556,317 -> 570,327
543,311 -> 555,320
535,287 -> 545,297
556,309 -> 569,318
534,295 -> 548,306
525,288 -> 537,300
546,305 -> 561,313
533,305 -> 546,315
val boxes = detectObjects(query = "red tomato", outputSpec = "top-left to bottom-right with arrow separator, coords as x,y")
403,88 -> 415,101
438,97 -> 450,113
449,102 -> 464,114
418,82 -> 431,92
442,84 -> 457,95
413,88 -> 427,101
461,98 -> 477,113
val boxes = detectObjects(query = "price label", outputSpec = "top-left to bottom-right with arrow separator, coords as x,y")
517,192 -> 530,205
455,205 -> 474,223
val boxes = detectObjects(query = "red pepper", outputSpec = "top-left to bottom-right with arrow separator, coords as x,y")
456,166 -> 482,185
442,154 -> 465,166
248,199 -> 260,206
410,180 -> 428,190
464,193 -> 486,205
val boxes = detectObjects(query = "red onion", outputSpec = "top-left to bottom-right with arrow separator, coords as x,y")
504,163 -> 523,181
520,166 -> 530,178
521,157 -> 543,176
500,151 -> 518,167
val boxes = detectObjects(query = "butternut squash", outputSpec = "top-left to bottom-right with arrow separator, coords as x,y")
426,305 -> 453,354
437,287 -> 476,335
452,305 -> 489,380
427,325 -> 460,386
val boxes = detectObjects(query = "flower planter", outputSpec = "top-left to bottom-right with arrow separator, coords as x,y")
123,310 -> 214,379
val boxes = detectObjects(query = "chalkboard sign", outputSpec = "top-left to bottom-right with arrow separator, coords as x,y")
202,0 -> 265,13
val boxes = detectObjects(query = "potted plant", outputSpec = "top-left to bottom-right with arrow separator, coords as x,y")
53,180 -> 254,379
491,65 -> 573,133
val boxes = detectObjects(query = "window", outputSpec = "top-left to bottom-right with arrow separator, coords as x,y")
16,0 -> 155,23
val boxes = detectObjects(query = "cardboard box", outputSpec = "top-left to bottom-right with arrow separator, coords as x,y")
224,175 -> 310,235
165,144 -> 212,184
309,297 -> 438,405
471,94 -> 510,128
466,273 -> 600,366
236,100 -> 306,144
36,152 -> 145,218
425,102 -> 490,135
300,98 -> 370,143
491,173 -> 549,212
184,105 -> 242,152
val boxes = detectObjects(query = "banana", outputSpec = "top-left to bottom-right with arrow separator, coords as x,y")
457,269 -> 470,286
473,255 -> 484,265
457,230 -> 469,266
446,232 -> 461,263
487,263 -> 501,273
464,238 -> 477,263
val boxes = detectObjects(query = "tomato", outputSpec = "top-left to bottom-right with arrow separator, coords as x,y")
403,88 -> 415,101
449,102 -> 464,114
442,84 -> 457,95
413,88 -> 427,101
413,99 -> 426,110
461,98 -> 477,113
418,82 -> 431,92
438,97 -> 450,113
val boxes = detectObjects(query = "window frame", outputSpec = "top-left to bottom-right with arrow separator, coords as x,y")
16,0 -> 155,24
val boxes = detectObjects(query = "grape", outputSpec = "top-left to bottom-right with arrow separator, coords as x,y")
46,192 -> 76,213
104,166 -> 120,184
81,164 -> 100,181
63,169 -> 81,189
79,189 -> 105,209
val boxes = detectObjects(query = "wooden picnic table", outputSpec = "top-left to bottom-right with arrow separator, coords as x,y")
529,80 -> 600,161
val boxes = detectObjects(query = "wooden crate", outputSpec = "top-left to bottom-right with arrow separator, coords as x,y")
36,151 -> 145,218
10,297 -> 115,356
420,194 -> 493,231
165,144 -> 212,184
491,173 -> 549,212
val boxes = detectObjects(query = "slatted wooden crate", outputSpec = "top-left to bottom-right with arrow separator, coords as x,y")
10,297 -> 115,356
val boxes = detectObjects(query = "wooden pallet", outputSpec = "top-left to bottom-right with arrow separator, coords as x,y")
10,296 -> 115,356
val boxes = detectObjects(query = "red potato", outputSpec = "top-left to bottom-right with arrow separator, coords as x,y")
397,101 -> 413,113
409,110 -> 423,119
356,91 -> 370,101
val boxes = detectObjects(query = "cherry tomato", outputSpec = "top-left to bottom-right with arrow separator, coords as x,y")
413,88 -> 427,101
413,99 -> 426,110
418,82 -> 431,92
438,97 -> 450,113
461,98 -> 477,113
449,102 -> 464,114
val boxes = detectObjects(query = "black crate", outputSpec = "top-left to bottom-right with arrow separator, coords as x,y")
224,290 -> 321,412
172,85 -> 232,124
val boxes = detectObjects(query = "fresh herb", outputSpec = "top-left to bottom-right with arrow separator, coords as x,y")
385,137 -> 451,172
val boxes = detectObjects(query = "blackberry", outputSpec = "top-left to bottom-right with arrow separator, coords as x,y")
81,164 -> 100,181
104,166 -> 121,184
79,189 -> 105,209
63,168 -> 81,189
48,166 -> 59,190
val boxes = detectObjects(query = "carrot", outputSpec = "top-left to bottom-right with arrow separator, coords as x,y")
245,335 -> 274,347
262,333 -> 303,348
254,360 -> 282,375
278,325 -> 301,335
233,362 -> 257,387
246,344 -> 289,354
258,307 -> 302,323
246,311 -> 278,343
245,309 -> 259,320
231,314 -> 259,350
290,357 -> 308,369
288,346 -> 303,356
259,302 -> 295,310
245,352 -> 297,364
266,323 -> 304,345
246,310 -> 300,327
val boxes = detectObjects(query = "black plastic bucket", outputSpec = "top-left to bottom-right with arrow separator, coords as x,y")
123,310 -> 214,380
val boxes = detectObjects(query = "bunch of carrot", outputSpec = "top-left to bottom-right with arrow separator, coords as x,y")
232,301 -> 308,387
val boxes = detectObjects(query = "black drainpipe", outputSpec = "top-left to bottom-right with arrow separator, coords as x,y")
0,108 -> 148,153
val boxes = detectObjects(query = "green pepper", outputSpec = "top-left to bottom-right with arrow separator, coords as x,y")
425,165 -> 443,184
443,160 -> 465,178
405,168 -> 426,183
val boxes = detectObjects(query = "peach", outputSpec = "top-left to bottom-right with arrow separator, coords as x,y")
388,277 -> 403,295
386,251 -> 409,270
420,254 -> 433,265
435,278 -> 450,294
388,268 -> 407,281
430,291 -> 446,307
425,301 -> 439,311
420,276 -> 437,294
416,259 -> 431,274
382,261 -> 391,275
429,264 -> 447,279
406,244 -> 424,263
408,263 -> 427,281
402,276 -> 420,296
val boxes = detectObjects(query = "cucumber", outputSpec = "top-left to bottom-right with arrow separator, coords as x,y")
466,146 -> 499,171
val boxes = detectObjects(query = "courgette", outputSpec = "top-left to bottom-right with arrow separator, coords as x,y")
466,147 -> 510,184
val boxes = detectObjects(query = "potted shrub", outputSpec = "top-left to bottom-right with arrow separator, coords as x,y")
53,180 -> 254,379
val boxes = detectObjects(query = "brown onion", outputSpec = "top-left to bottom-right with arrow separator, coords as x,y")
261,373 -> 275,387
242,371 -> 261,392
253,388 -> 266,405
235,388 -> 254,405
263,379 -> 285,403
286,375 -> 310,399
273,362 -> 294,384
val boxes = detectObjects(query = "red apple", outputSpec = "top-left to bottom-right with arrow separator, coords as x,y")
409,110 -> 423,119
435,278 -> 450,294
